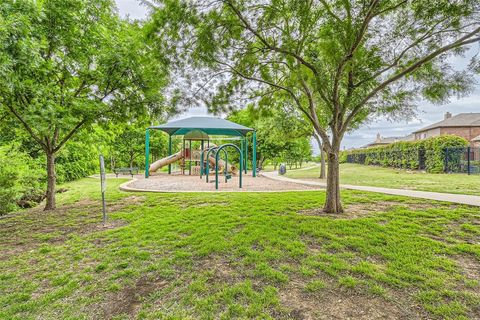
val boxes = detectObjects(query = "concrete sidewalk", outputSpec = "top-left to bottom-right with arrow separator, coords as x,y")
261,171 -> 480,207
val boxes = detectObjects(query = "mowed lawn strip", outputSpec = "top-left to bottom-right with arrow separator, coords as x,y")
0,178 -> 479,319
285,163 -> 480,195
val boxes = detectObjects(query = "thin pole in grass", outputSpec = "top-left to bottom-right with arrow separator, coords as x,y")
99,154 -> 107,224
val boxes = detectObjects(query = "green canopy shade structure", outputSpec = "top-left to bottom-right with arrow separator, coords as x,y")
149,116 -> 253,136
145,116 -> 257,178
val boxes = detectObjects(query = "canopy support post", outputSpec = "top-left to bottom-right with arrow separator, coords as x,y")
168,134 -> 172,174
252,131 -> 257,177
189,140 -> 192,175
200,140 -> 204,178
215,150 -> 219,190
245,136 -> 248,174
240,137 -> 244,174
182,139 -> 185,175
145,129 -> 150,178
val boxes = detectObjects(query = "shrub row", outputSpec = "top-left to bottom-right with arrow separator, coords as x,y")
345,135 -> 469,173
0,141 -> 100,215
0,145 -> 44,214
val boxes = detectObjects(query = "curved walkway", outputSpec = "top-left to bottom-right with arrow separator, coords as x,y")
261,171 -> 480,207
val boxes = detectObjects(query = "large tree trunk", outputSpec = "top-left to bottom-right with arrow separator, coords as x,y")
323,150 -> 343,214
44,151 -> 56,211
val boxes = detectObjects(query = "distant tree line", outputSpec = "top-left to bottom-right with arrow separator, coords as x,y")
0,123 -> 170,215
228,107 -> 313,170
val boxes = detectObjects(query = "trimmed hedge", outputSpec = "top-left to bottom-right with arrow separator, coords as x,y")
346,135 -> 469,173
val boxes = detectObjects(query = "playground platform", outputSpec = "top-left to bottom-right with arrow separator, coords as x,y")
120,172 -> 322,193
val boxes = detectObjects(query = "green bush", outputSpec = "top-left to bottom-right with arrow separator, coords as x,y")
422,136 -> 469,173
346,135 -> 468,173
56,140 -> 99,183
339,151 -> 348,164
0,145 -> 45,214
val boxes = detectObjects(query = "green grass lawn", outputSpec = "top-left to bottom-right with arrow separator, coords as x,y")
1,178 -> 479,319
285,163 -> 480,195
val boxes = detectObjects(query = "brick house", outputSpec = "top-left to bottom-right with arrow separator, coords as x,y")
413,112 -> 480,147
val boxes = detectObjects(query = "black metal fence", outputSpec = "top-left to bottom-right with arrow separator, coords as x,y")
346,147 -> 480,175
444,147 -> 480,175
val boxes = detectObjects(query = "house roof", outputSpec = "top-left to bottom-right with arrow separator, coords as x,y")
363,134 -> 414,148
149,116 -> 254,136
472,135 -> 480,142
413,113 -> 480,133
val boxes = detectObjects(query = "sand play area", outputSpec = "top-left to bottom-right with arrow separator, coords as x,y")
120,172 -> 322,192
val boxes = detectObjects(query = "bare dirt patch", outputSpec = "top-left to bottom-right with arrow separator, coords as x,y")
197,255 -> 242,285
298,201 -> 439,219
279,278 -> 420,320
455,255 -> 480,281
0,197 -> 137,260
101,276 -> 168,319
107,195 -> 146,212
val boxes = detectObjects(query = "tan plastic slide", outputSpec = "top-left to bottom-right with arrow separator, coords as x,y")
149,151 -> 184,173
149,149 -> 238,175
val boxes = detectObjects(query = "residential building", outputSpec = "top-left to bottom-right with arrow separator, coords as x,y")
363,133 -> 414,148
413,112 -> 480,146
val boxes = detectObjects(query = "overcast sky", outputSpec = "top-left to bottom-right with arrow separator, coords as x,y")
115,0 -> 480,151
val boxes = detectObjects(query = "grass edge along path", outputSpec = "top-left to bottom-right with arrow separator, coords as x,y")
262,171 -> 480,207
284,163 -> 480,196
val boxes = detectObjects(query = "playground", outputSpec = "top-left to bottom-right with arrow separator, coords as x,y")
122,172 -> 319,192
139,116 -> 321,192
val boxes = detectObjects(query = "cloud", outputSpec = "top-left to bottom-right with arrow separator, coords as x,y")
115,0 -> 148,20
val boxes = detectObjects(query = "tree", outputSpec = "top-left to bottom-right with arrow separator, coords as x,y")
0,0 -> 170,210
111,123 -> 155,169
283,139 -> 312,169
152,0 -> 479,213
228,106 -> 313,169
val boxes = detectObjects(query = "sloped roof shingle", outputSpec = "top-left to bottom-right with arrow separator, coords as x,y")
413,113 -> 480,133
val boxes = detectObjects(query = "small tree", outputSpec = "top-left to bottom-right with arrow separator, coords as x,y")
0,0 -> 170,210
153,0 -> 479,213
112,124 -> 149,169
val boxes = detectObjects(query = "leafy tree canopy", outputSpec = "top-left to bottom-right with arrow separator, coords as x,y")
0,0 -> 173,209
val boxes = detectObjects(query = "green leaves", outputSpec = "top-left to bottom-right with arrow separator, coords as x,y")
0,0 -> 173,209
151,0 -> 479,140
1,0 -> 170,150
